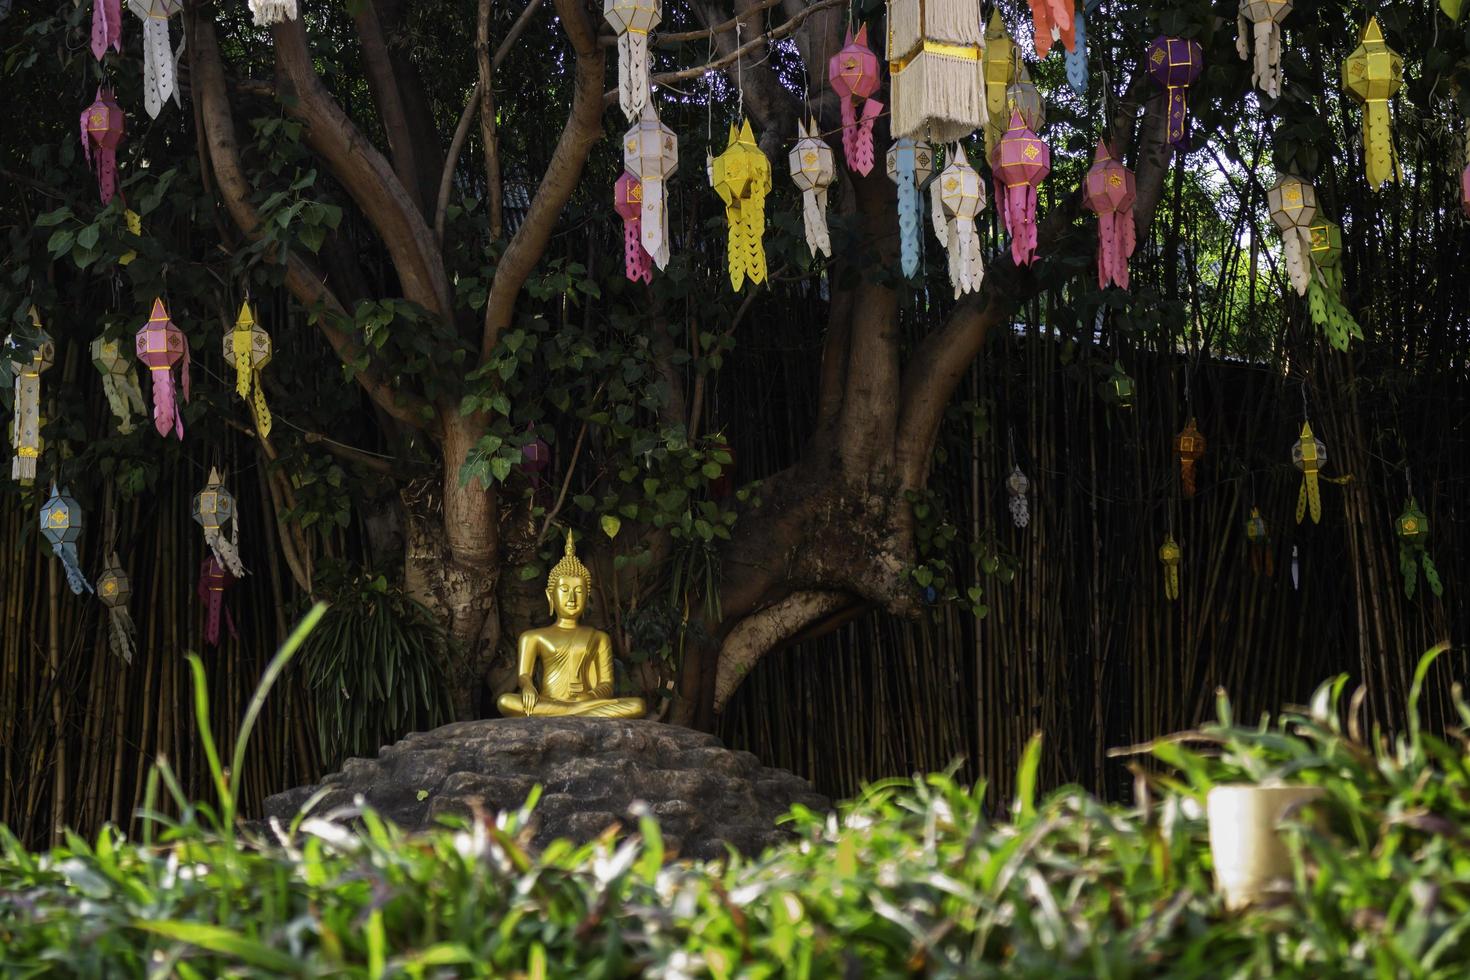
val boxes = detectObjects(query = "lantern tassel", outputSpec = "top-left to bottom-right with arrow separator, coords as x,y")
639,176 -> 669,270
1065,9 -> 1087,95
1364,102 -> 1396,189
107,607 -> 137,664
616,31 -> 652,122
1004,184 -> 1039,266
1165,86 -> 1189,151
91,0 -> 122,60
1165,563 -> 1179,601
249,370 -> 272,438
894,147 -> 922,278
1283,226 -> 1312,295
249,0 -> 297,26
57,542 -> 94,596
150,366 -> 183,439
621,210 -> 652,283
131,3 -> 176,119
204,526 -> 248,579
1181,459 -> 1197,498
1009,493 -> 1029,528
801,186 -> 831,259
838,97 -> 882,176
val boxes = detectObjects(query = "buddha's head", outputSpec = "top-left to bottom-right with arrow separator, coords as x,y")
546,531 -> 592,621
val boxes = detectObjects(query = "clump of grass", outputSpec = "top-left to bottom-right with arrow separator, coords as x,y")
1,629 -> 1467,976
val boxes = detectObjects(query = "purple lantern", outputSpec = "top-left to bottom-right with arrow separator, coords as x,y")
1146,36 -> 1203,152
992,111 -> 1051,267
1082,140 -> 1137,290
135,297 -> 190,439
80,87 -> 125,203
197,555 -> 237,647
1461,163 -> 1470,220
828,26 -> 882,175
614,173 -> 653,284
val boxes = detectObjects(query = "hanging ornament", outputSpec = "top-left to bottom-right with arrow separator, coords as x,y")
197,556 -> 238,648
982,11 -> 1018,158
518,423 -> 551,485
1306,218 -> 1362,351
6,310 -> 54,485
613,172 -> 654,284
829,27 -> 882,175
81,87 -> 125,204
1290,544 -> 1300,589
886,0 -> 987,144
933,144 -> 986,297
1292,420 -> 1326,525
788,119 -> 835,259
1099,361 -> 1136,408
1027,0 -> 1075,59
605,0 -> 660,122
193,467 -> 247,578
1146,36 -> 1203,154
1236,0 -> 1291,100
223,301 -> 273,438
127,0 -> 181,119
1159,534 -> 1181,601
92,0 -> 122,61
135,297 -> 189,439
886,138 -> 935,278
623,102 -> 677,271
90,335 -> 147,436
40,485 -> 93,596
96,553 -> 138,664
1461,162 -> 1470,218
1007,465 -> 1030,528
992,110 -> 1050,267
1083,140 -> 1136,290
1065,7 -> 1088,96
1244,507 -> 1274,577
1342,18 -> 1402,190
249,0 -> 297,25
1395,498 -> 1444,600
1174,418 -> 1205,498
1007,62 -> 1046,133
710,119 -> 770,291
1267,174 -> 1316,296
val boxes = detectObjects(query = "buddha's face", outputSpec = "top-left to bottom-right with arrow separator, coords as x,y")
548,574 -> 587,621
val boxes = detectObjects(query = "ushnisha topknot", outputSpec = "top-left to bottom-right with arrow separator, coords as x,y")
546,530 -> 592,592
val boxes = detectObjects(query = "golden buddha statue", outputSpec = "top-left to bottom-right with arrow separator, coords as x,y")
497,532 -> 646,719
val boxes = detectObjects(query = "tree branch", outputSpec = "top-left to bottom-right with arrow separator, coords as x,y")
713,590 -> 853,711
352,0 -> 428,215
477,0 -> 505,241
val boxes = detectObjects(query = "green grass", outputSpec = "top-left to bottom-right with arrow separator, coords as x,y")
2,617 -> 1467,977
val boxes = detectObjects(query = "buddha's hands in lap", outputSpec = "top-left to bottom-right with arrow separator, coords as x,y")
520,684 -> 539,716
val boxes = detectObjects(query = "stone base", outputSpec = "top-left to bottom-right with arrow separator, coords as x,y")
262,718 -> 829,861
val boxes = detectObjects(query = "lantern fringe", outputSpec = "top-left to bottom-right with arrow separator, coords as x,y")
249,0 -> 297,26
617,31 -> 651,122
91,0 -> 122,60
801,187 -> 831,258
891,52 -> 988,143
57,543 -> 94,596
107,607 -> 137,664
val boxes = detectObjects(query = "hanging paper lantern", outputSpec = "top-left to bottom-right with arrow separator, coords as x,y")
1461,163 -> 1470,218
1065,8 -> 1088,96
788,118 -> 835,259
1006,63 -> 1046,134
886,138 -> 935,279
623,102 -> 677,270
1083,140 -> 1136,290
605,0 -> 659,122
1236,0 -> 1291,99
96,553 -> 138,664
886,0 -> 987,144
92,0 -> 122,61
197,556 -> 238,648
829,26 -> 882,175
1342,18 -> 1402,190
982,11 -> 1018,158
934,144 -> 986,298
127,0 -> 181,119
40,484 -> 93,596
1292,420 -> 1326,525
249,0 -> 297,25
1007,465 -> 1030,528
1244,506 -> 1274,576
223,301 -> 273,438
90,335 -> 147,436
709,119 -> 770,291
1305,219 -> 1362,351
1174,418 -> 1205,498
1159,534 -> 1181,601
1395,498 -> 1444,599
992,110 -> 1050,267
1290,544 -> 1300,589
1099,361 -> 1135,408
1027,0 -> 1075,59
135,297 -> 189,439
1146,36 -> 1203,153
1307,219 -> 1344,296
193,467 -> 247,577
80,87 -> 125,204
1267,174 -> 1316,296
6,311 -> 55,485
518,423 -> 551,484
614,173 -> 653,284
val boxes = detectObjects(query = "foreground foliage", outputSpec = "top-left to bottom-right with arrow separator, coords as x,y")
1,646 -> 1467,976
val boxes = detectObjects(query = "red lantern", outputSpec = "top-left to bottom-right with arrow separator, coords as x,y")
1082,140 -> 1137,290
197,556 -> 237,647
992,110 -> 1051,267
134,297 -> 190,439
614,172 -> 653,284
1146,36 -> 1203,152
1028,0 -> 1076,58
80,87 -> 125,204
828,26 -> 882,175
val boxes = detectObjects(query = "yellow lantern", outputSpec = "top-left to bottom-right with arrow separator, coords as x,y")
709,119 -> 770,291
1342,18 -> 1402,189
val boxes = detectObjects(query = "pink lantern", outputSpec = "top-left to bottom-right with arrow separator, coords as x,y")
828,26 -> 882,175
91,0 -> 122,61
1082,140 -> 1137,290
1461,163 -> 1470,219
80,87 -> 125,204
520,424 -> 551,481
614,172 -> 653,284
1146,36 -> 1203,153
992,110 -> 1051,267
134,297 -> 190,439
197,556 -> 237,647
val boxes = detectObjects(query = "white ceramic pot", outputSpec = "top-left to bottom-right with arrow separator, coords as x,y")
1206,784 -> 1325,910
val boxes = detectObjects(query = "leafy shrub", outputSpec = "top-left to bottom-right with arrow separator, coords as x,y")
1,628 -> 1467,976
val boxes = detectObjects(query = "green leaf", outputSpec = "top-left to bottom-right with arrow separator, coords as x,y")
601,514 -> 622,539
132,921 -> 305,974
